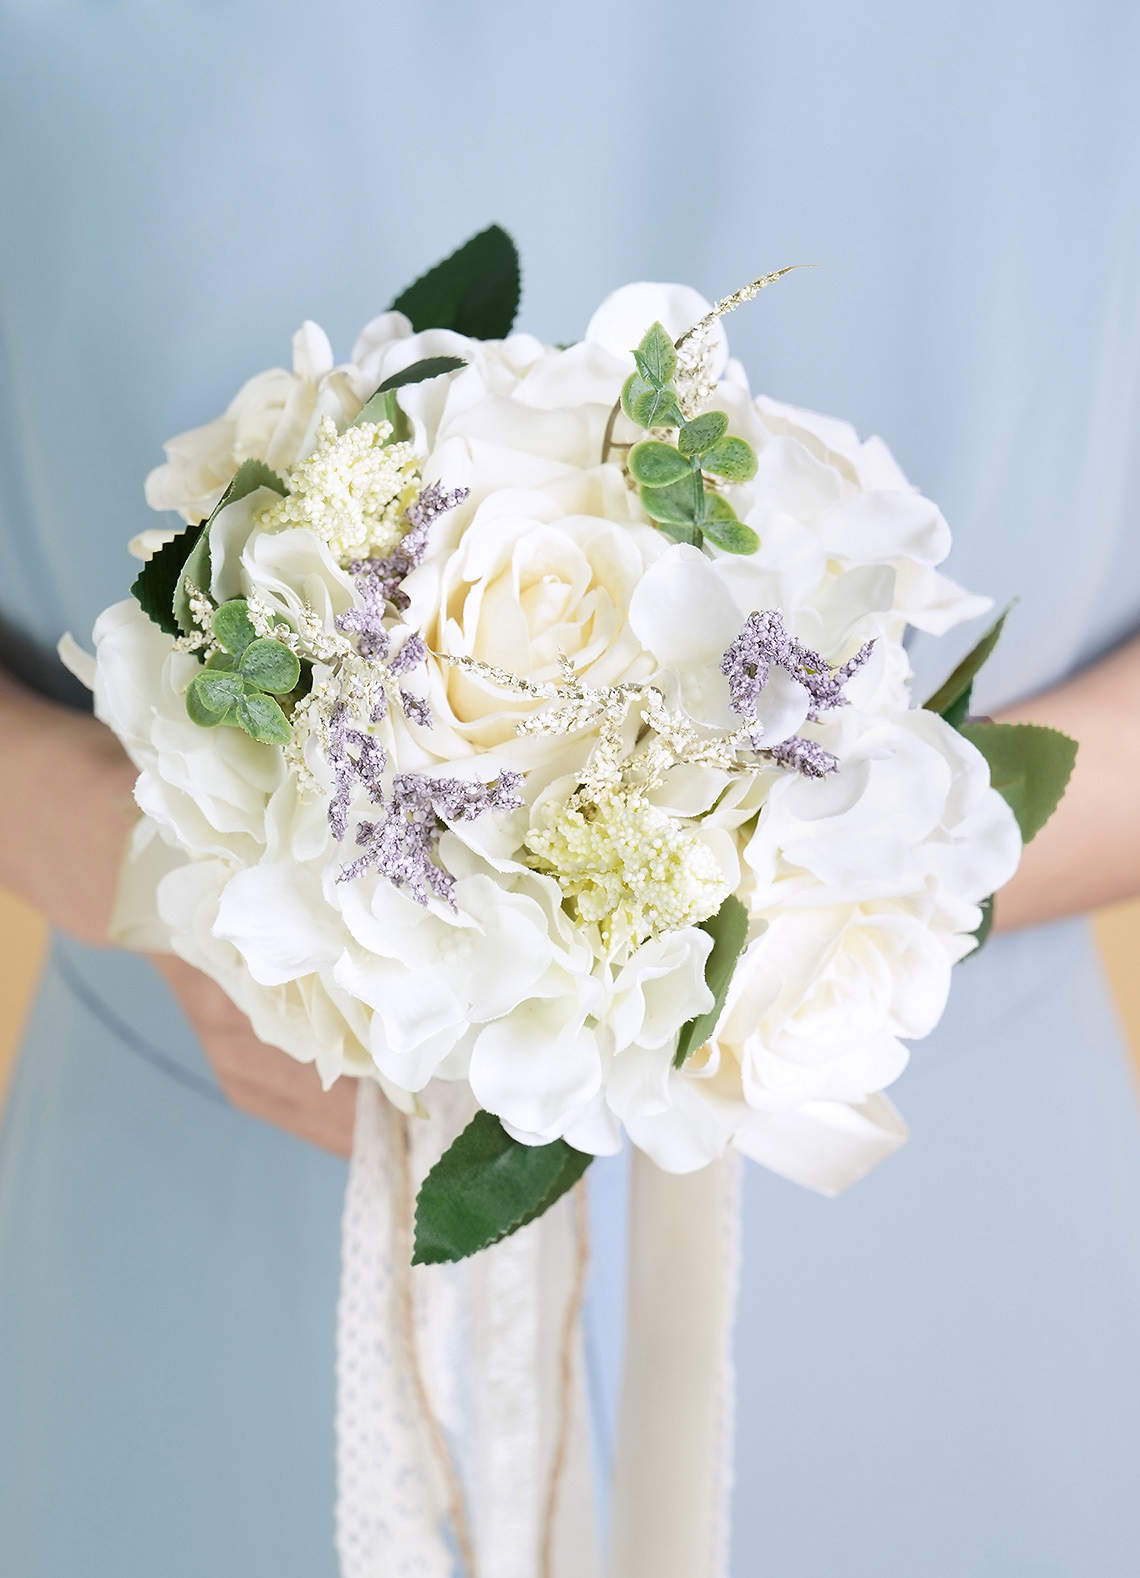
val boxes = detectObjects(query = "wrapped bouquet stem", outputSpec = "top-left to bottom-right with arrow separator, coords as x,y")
67,225 -> 1075,1574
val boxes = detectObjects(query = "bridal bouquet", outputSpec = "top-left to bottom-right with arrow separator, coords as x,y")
76,226 -> 1075,1263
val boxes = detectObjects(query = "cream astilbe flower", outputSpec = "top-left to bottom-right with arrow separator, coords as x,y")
525,786 -> 729,952
256,417 -> 422,564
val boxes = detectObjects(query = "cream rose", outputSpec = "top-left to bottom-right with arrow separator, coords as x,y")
405,466 -> 665,757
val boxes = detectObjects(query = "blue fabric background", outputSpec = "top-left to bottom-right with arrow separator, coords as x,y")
2,3 -> 1139,1572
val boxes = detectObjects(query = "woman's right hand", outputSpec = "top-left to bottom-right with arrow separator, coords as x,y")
0,671 -> 355,1157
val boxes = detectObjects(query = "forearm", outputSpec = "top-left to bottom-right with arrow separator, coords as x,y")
0,667 -> 139,940
992,634 -> 1140,932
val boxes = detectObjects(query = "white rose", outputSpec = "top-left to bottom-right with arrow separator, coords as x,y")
407,466 -> 665,757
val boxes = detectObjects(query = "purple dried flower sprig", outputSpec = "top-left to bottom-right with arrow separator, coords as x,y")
720,609 -> 873,778
338,770 -> 524,907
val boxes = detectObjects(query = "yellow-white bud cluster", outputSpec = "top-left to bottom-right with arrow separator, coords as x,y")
526,786 -> 729,952
257,416 -> 422,564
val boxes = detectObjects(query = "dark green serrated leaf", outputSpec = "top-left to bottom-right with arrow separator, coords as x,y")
173,459 -> 287,634
390,224 -> 520,339
353,356 -> 467,430
238,637 -> 301,695
233,689 -> 293,745
958,721 -> 1077,843
701,434 -> 758,483
678,411 -> 729,457
700,494 -> 760,554
174,531 -> 213,635
628,440 -> 690,487
131,525 -> 202,639
923,605 -> 1013,720
631,321 -> 677,387
639,476 -> 701,527
212,598 -> 257,656
941,687 -> 972,731
379,355 -> 466,393
674,895 -> 751,1067
413,1111 -> 592,1265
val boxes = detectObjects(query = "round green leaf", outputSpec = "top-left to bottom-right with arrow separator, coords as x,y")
639,477 -> 701,527
701,496 -> 760,554
234,690 -> 293,745
701,434 -> 758,482
678,411 -> 729,457
628,440 -> 690,487
186,679 -> 224,728
238,637 -> 301,694
204,649 -> 236,671
186,669 -> 243,727
212,598 -> 258,656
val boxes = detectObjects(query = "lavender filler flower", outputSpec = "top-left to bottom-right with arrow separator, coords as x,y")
720,609 -> 874,778
326,481 -> 522,902
340,771 -> 524,906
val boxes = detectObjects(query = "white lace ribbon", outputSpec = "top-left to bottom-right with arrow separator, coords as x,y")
336,1082 -> 454,1578
337,1083 -> 600,1578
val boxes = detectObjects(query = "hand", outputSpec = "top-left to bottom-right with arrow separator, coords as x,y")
1,672 -> 355,1156
152,956 -> 356,1158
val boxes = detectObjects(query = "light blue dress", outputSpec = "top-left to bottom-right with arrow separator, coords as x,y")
3,4 -> 1139,1573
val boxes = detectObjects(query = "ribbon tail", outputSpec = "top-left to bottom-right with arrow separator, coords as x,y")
610,1150 -> 742,1578
336,1082 -> 453,1578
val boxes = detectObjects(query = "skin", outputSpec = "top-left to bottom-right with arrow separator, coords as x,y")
2,634 -> 1138,1159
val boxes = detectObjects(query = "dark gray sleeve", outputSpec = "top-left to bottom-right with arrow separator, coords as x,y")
0,612 -> 92,711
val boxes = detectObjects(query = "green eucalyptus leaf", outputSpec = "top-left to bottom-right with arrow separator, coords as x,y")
678,411 -> 729,457
173,459 -> 287,634
131,525 -> 202,639
700,495 -> 760,554
233,689 -> 293,745
701,434 -> 758,483
186,673 -> 232,727
923,605 -> 1013,721
212,598 -> 258,656
186,668 -> 245,725
639,477 -> 701,527
238,637 -> 302,695
621,371 -> 656,426
628,440 -> 690,487
621,372 -> 684,431
390,224 -> 520,339
413,1110 -> 592,1265
674,895 -> 751,1067
631,321 -> 677,387
958,721 -> 1077,843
